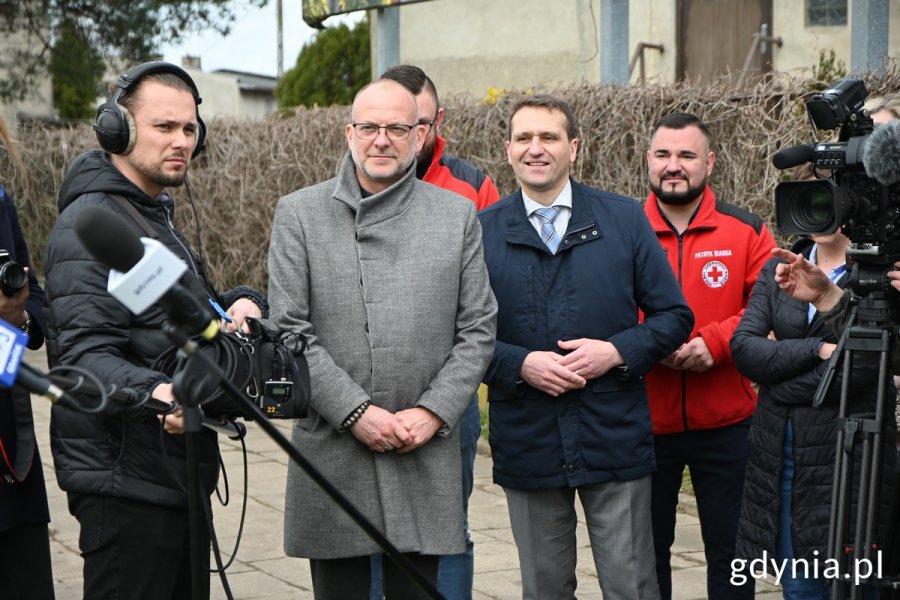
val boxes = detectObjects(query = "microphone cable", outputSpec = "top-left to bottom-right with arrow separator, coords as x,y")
154,415 -> 245,600
183,177 -> 206,272
45,364 -> 118,414
152,331 -> 254,415
154,397 -> 250,600
152,330 -> 262,600
181,177 -> 223,307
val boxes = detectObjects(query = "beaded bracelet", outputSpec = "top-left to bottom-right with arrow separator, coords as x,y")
340,400 -> 370,431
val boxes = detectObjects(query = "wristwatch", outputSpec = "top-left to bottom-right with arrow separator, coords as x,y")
20,310 -> 31,335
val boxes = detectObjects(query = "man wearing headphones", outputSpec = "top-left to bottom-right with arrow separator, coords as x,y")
43,62 -> 266,599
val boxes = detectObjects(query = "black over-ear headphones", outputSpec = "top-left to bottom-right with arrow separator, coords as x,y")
93,61 -> 207,158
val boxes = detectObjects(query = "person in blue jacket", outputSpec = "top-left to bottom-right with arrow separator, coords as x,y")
478,94 -> 693,599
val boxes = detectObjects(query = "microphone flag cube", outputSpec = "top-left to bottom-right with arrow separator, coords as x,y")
0,318 -> 28,388
107,238 -> 187,314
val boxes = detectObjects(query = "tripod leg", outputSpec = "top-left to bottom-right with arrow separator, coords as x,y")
861,338 -> 891,581
834,326 -> 895,599
851,433 -> 875,600
832,348 -> 858,600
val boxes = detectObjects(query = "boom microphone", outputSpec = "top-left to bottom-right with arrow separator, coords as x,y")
862,119 -> 900,186
772,143 -> 817,170
74,206 -> 220,340
16,361 -> 246,438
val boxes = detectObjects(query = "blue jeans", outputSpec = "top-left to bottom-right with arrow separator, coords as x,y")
370,395 -> 481,600
776,419 -> 830,600
777,421 -> 882,600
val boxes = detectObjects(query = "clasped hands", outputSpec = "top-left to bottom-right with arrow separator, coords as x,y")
520,338 -> 623,396
351,405 -> 444,454
659,336 -> 714,372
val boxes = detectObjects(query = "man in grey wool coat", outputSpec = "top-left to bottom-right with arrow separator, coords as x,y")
267,78 -> 498,599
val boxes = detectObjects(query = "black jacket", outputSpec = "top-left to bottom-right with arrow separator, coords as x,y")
732,241 -> 895,561
0,183 -> 49,531
44,150 -> 263,507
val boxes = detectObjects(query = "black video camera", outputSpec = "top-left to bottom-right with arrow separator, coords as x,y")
773,78 -> 900,297
0,250 -> 27,297
153,318 -> 310,420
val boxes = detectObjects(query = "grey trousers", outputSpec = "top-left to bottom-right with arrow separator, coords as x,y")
504,475 -> 660,600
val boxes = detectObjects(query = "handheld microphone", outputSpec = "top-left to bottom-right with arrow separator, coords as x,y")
74,206 -> 220,340
772,143 -> 817,170
0,317 -> 69,402
862,120 -> 900,186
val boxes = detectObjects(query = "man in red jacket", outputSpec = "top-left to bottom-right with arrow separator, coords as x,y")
379,64 -> 500,600
643,112 -> 775,600
383,65 -> 499,211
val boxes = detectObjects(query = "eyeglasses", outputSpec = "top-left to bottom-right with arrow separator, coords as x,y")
351,123 -> 418,140
418,117 -> 436,132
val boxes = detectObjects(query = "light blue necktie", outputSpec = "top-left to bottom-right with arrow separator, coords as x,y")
534,206 -> 562,254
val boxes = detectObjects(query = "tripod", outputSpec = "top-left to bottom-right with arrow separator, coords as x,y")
815,291 -> 899,599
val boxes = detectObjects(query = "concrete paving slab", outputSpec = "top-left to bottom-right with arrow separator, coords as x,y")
26,348 -> 788,599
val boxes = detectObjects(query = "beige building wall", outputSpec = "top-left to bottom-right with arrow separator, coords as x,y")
183,67 -> 243,117
0,79 -> 53,138
180,67 -> 275,119
629,0 -> 677,84
892,10 -> 900,65
393,0 -> 899,97
397,0 -> 601,97
773,2 -> 900,77
238,94 -> 277,117
773,3 -> 844,77
0,7 -> 54,136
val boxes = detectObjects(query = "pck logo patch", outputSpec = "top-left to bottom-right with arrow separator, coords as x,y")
702,260 -> 729,288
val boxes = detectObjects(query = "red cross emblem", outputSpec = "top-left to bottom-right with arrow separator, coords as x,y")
702,261 -> 729,288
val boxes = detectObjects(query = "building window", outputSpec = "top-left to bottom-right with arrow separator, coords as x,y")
807,0 -> 847,27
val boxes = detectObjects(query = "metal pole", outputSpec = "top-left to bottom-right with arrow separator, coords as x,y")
374,6 -> 400,77
277,0 -> 284,78
851,0 -> 889,74
599,0 -> 629,84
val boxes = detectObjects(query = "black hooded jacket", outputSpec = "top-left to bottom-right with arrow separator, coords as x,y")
44,150 -> 264,507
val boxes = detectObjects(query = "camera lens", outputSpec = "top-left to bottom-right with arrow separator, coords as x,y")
793,187 -> 835,232
0,261 -> 27,296
776,179 -> 841,235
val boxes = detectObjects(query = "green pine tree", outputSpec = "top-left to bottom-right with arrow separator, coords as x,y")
277,19 -> 371,109
50,21 -> 105,119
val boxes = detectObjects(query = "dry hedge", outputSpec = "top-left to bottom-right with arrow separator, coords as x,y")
5,68 -> 900,295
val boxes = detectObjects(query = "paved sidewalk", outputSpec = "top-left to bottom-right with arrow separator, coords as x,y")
29,350 -> 781,599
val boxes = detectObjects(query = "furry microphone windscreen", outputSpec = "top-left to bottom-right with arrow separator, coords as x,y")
863,120 -> 900,186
